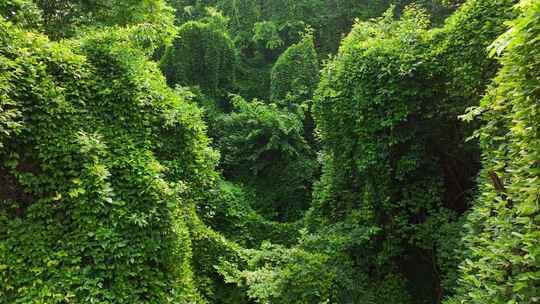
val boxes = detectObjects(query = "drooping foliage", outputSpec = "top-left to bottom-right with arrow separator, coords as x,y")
270,32 -> 319,109
160,20 -> 237,99
167,0 -> 459,102
269,31 -> 319,159
170,0 -> 458,54
448,1 -> 540,302
215,96 -> 315,221
312,7 -> 447,302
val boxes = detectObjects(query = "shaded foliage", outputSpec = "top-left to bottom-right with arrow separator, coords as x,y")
160,19 -> 237,99
215,96 -> 315,221
270,32 -> 319,109
33,0 -> 176,41
308,1 -> 515,301
167,0 -> 459,102
221,1 -> 517,303
0,0 -> 42,29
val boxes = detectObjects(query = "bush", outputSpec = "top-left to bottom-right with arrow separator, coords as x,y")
160,20 -> 237,98
0,21 -> 216,303
450,1 -> 540,302
215,95 -> 315,221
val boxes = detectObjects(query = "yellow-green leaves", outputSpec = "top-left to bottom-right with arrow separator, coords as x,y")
0,13 -> 216,302
451,1 -> 540,302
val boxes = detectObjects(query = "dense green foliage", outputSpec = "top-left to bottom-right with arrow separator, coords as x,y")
448,1 -> 540,302
270,32 -> 319,110
1,0 -> 538,303
33,0 -> 176,40
221,0 -> 519,302
215,96 -> 315,221
168,0 -> 459,102
169,0 -> 459,53
0,19 -> 213,302
160,19 -> 236,98
0,0 -> 41,29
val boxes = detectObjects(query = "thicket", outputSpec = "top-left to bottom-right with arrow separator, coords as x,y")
221,0 -> 521,303
1,0 -> 538,303
215,96 -> 315,221
0,2 -> 228,302
160,19 -> 237,99
0,20 -> 210,302
448,1 -> 540,302
169,0 -> 459,102
270,32 -> 318,110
